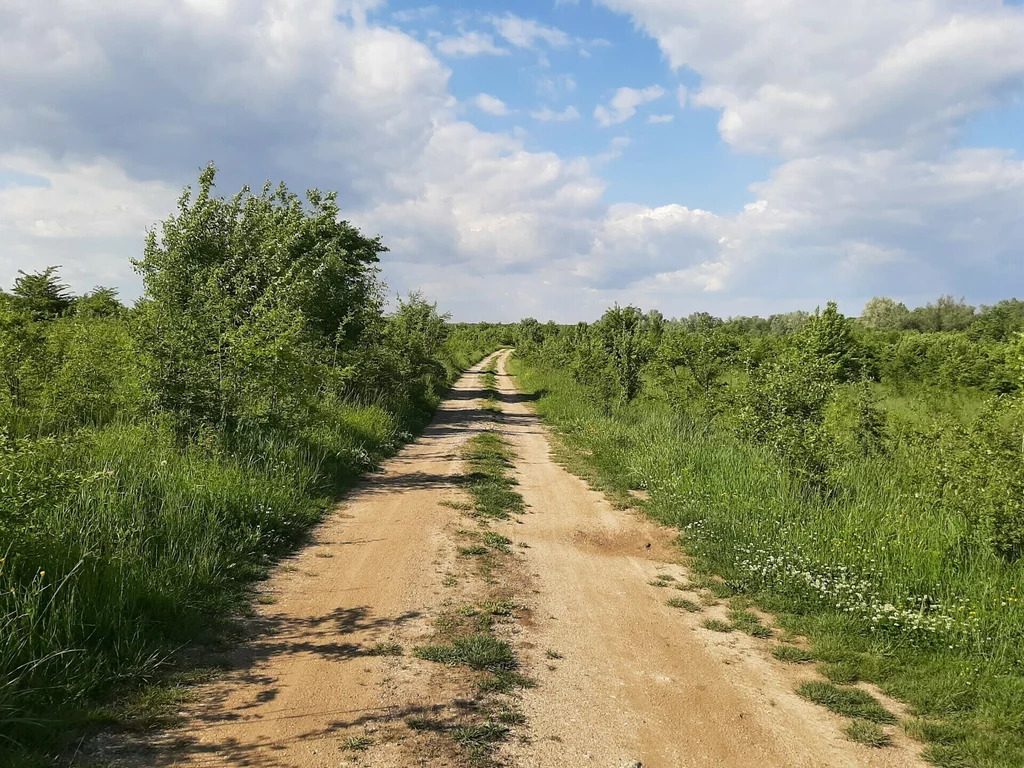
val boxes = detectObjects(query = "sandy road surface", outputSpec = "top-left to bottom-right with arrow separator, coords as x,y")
489,350 -> 924,767
106,350 -> 925,767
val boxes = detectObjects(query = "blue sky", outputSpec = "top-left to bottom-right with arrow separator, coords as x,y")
1,0 -> 1023,321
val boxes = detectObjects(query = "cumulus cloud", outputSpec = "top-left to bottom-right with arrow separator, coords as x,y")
531,105 -> 581,122
491,13 -> 571,49
473,93 -> 511,115
594,85 -> 665,126
436,31 -> 508,57
2,0 -> 1023,321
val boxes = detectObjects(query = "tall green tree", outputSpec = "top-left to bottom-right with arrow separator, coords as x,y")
133,166 -> 386,433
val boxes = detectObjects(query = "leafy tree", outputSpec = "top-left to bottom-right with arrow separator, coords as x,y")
972,299 -> 1024,342
133,165 -> 385,433
906,295 -> 976,333
768,310 -> 810,335
74,287 -> 124,319
594,305 -> 657,403
11,267 -> 74,320
654,326 -> 738,419
860,296 -> 910,330
798,302 -> 868,383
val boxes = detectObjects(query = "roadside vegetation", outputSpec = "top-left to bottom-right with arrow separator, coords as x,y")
511,299 -> 1024,767
0,167 -> 511,764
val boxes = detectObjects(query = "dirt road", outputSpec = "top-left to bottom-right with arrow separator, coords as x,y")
113,350 -> 924,767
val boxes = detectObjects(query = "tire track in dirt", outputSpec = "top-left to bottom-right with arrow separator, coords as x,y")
490,349 -> 925,768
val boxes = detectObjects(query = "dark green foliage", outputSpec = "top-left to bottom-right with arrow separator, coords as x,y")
0,170 -> 508,763
134,165 -> 385,434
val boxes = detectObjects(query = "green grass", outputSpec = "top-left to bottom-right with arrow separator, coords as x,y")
344,735 -> 373,751
798,682 -> 896,723
509,357 -> 1024,766
414,633 -> 517,673
367,642 -> 403,657
772,645 -> 815,664
667,597 -> 701,612
462,433 -> 525,520
845,720 -> 892,748
703,618 -> 734,633
0,342 -> 504,764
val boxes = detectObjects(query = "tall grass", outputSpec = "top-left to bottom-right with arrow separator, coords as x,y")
0,344 -> 499,761
511,359 -> 1024,767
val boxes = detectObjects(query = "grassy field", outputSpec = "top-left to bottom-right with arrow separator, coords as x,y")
509,356 -> 1024,768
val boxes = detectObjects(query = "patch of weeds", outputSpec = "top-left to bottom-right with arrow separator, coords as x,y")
666,597 -> 700,612
699,593 -> 720,607
845,720 -> 892,748
477,671 -> 535,693
344,735 -> 373,751
648,580 -> 670,588
517,541 -> 530,549
798,682 -> 896,724
654,573 -> 676,583
480,599 -> 516,617
367,642 -> 403,656
821,660 -> 860,685
459,545 -> 489,556
453,722 -> 510,748
703,618 -> 734,633
495,706 -> 526,725
729,608 -> 772,638
442,574 -> 458,587
415,634 -> 517,672
772,645 -> 815,664
463,433 -> 525,520
544,648 -> 563,659
441,500 -> 474,510
482,532 -> 512,553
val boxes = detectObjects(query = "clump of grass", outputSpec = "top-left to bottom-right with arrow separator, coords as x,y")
495,705 -> 526,725
453,721 -> 510,747
654,573 -> 676,583
441,499 -> 473,510
821,660 -> 860,685
845,720 -> 892,748
544,648 -> 563,659
772,645 -> 815,664
367,642 -> 403,656
463,433 -> 524,520
415,634 -> 517,672
703,618 -> 733,633
667,597 -> 700,612
480,600 -> 516,616
476,671 -> 534,693
482,532 -> 512,553
729,608 -> 772,638
458,545 -> 489,556
344,735 -> 373,751
798,682 -> 896,723
648,579 -> 670,588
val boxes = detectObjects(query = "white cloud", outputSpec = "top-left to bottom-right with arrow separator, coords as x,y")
474,93 -> 511,116
531,105 -> 581,122
2,0 -> 1023,321
647,114 -> 674,124
436,31 -> 508,57
677,85 -> 688,108
594,85 -> 665,126
491,13 -> 571,49
597,0 -> 1024,157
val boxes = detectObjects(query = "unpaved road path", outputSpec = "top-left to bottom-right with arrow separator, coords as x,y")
108,351 -> 925,768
